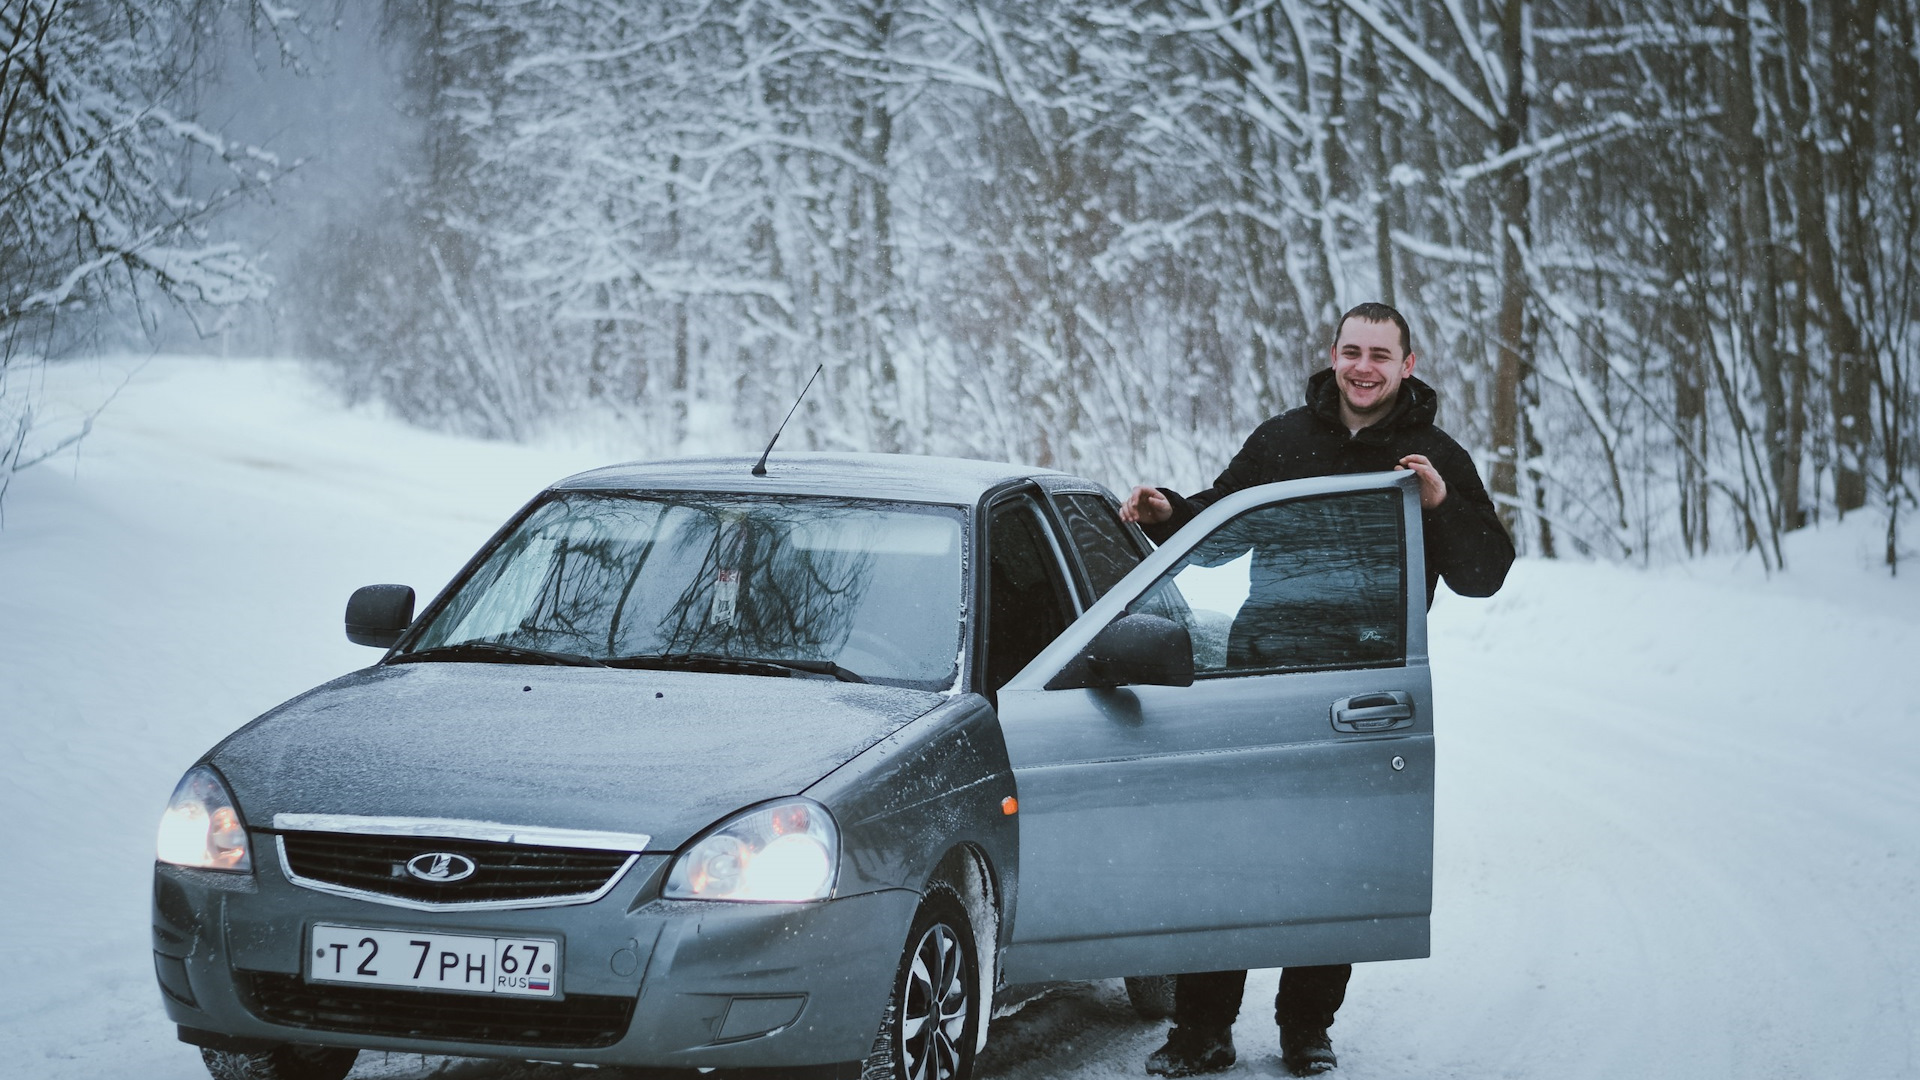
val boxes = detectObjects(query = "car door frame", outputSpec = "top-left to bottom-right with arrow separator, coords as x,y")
1036,483 -> 1154,607
969,483 -> 1088,700
993,470 -> 1431,984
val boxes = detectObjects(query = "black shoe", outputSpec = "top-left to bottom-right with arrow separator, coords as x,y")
1279,1027 -> 1336,1076
1145,1025 -> 1237,1076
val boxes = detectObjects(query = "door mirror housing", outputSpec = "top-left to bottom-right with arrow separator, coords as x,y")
1047,613 -> 1194,690
345,584 -> 415,648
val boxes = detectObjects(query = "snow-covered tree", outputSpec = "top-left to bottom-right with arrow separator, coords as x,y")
1,0 -> 308,505
306,0 -> 1920,568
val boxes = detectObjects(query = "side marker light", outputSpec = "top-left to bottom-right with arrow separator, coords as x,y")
1001,796 -> 1018,815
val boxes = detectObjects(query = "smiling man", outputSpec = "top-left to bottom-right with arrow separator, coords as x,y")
1120,301 -> 1514,1077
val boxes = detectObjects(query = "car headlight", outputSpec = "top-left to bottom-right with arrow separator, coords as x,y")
664,799 -> 837,902
156,765 -> 253,872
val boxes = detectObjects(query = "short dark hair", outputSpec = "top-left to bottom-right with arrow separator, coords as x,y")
1333,302 -> 1412,357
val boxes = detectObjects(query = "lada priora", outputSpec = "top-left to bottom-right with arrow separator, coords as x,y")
153,453 -> 1437,1080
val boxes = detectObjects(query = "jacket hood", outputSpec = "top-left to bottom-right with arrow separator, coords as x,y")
209,662 -> 943,850
1305,368 -> 1439,443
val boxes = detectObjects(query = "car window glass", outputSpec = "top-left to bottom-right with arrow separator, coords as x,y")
1057,493 -> 1144,600
984,499 -> 1074,692
407,494 -> 966,689
1124,491 -> 1405,675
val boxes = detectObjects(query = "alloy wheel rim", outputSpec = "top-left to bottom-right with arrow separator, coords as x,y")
898,921 -> 968,1080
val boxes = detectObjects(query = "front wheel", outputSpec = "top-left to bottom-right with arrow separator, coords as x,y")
201,1044 -> 358,1080
870,884 -> 980,1080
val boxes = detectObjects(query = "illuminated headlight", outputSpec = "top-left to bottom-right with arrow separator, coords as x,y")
156,765 -> 253,872
664,799 -> 837,903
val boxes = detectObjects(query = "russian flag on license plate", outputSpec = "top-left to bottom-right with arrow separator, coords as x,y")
529,978 -> 551,991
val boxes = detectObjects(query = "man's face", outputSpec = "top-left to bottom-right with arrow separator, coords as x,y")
1331,317 -> 1415,422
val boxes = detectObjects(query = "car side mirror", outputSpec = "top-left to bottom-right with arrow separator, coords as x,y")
345,584 -> 415,648
1047,613 -> 1195,690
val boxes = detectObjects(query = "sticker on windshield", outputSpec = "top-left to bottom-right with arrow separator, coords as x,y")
710,569 -> 739,624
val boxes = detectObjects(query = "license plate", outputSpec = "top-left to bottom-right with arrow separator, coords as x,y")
308,924 -> 561,998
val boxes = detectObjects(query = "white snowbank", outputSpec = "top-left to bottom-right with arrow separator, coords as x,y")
0,356 -> 1913,1079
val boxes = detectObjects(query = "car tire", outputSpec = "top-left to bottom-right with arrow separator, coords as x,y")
1124,974 -> 1177,1020
866,883 -> 980,1080
199,1044 -> 358,1080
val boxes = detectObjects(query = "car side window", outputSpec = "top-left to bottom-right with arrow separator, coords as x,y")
984,498 -> 1076,693
1125,491 -> 1406,675
1056,493 -> 1145,600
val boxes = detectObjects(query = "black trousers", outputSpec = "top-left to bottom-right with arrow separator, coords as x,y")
1172,965 -> 1351,1035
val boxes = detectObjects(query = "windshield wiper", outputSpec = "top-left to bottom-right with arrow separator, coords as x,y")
391,642 -> 610,668
605,652 -> 865,683
750,657 -> 867,683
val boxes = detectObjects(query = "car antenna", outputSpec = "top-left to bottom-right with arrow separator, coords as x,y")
752,363 -> 824,477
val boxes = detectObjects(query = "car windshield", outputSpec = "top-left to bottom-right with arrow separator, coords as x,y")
399,492 -> 967,690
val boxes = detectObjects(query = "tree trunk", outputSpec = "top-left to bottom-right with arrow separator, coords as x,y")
858,0 -> 903,453
1776,0 -> 1817,531
1363,24 -> 1395,307
1489,0 -> 1532,542
1725,9 -> 1788,533
666,155 -> 689,444
1231,23 -> 1277,418
1829,0 -> 1881,514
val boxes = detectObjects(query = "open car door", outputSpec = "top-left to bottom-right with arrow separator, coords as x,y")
996,471 -> 1432,984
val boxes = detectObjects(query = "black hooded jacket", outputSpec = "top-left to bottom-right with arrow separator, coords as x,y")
1144,369 -> 1514,605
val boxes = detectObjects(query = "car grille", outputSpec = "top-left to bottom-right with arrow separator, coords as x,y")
277,832 -> 636,906
238,972 -> 635,1049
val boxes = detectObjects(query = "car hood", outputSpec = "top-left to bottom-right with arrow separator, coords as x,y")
211,662 -> 945,850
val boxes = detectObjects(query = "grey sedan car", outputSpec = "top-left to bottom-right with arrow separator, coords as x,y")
152,453 -> 1434,1080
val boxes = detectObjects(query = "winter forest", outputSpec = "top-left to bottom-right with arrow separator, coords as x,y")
4,0 -> 1918,570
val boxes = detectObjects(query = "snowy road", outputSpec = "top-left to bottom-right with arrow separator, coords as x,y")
1,358 -> 1914,1080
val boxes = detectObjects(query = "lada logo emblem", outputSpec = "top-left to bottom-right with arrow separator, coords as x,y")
406,852 -> 477,883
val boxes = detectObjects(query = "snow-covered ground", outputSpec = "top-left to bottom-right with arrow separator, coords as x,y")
1,357 -> 1915,1079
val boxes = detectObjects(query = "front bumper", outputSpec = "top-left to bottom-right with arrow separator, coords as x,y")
153,856 -> 917,1073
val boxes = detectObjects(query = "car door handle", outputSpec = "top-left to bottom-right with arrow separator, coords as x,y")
1330,692 -> 1415,733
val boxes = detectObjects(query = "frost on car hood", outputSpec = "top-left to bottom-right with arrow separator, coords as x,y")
210,662 -> 943,849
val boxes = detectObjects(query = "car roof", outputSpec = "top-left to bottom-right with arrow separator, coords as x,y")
550,452 -> 1105,505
